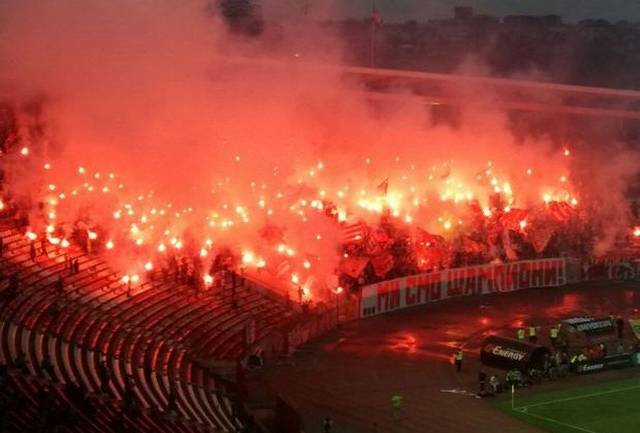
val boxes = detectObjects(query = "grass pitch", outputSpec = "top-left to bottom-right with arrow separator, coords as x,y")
497,376 -> 640,433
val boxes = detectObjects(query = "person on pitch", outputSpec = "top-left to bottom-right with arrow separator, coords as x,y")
454,348 -> 463,373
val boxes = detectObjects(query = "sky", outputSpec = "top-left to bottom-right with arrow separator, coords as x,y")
319,0 -> 640,23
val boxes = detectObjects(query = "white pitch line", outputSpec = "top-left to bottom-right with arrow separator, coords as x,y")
516,409 -> 597,433
520,383 -> 640,409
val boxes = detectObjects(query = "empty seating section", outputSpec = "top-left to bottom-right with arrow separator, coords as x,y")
0,219 -> 295,432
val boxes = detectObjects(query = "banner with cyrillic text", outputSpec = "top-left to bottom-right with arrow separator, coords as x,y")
360,258 -> 565,318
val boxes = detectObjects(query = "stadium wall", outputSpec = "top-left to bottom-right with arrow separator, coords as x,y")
585,259 -> 640,281
249,308 -> 338,360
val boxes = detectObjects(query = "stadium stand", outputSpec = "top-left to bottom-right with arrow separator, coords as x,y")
0,217 -> 296,432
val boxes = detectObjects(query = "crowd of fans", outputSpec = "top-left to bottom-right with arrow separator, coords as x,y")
337,205 -> 598,292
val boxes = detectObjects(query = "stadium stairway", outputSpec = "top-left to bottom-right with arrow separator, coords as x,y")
0,219 -> 296,432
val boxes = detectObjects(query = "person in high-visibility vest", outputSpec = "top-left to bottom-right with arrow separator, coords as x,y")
454,349 -> 463,372
528,325 -> 537,343
569,354 -> 578,372
571,353 -> 588,373
517,328 -> 525,340
549,325 -> 559,347
391,394 -> 403,419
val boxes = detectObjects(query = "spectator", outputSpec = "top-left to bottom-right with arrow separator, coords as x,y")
616,316 -> 625,339
1,276 -> 18,304
599,343 -> 607,358
489,375 -> 502,394
478,370 -> 487,395
323,416 -> 333,433
166,387 -> 178,418
506,369 -> 523,388
8,273 -> 19,292
97,358 -> 111,394
110,411 -> 126,433
528,368 -> 543,384
391,394 -> 402,419
55,275 -> 64,297
549,325 -> 559,347
40,353 -> 56,383
571,352 -> 588,373
542,352 -> 552,378
13,350 -> 29,375
0,362 -> 7,386
123,374 -> 137,415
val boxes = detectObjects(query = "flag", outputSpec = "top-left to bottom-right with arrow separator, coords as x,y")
274,259 -> 292,279
377,178 -> 389,196
415,228 -> 444,247
462,236 -> 484,254
416,245 -> 445,270
363,227 -> 391,256
548,201 -> 574,222
339,257 -> 369,279
371,252 -> 394,277
259,224 -> 284,242
364,234 -> 383,256
502,228 -> 519,261
487,222 -> 503,245
371,227 -> 391,245
342,222 -> 368,244
500,208 -> 529,231
529,223 -> 555,254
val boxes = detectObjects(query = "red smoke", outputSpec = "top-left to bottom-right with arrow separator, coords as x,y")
0,0 -> 637,300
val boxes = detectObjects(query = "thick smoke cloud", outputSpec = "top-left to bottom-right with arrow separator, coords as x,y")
0,0 -> 637,296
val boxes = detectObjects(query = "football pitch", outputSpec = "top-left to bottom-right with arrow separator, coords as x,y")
497,376 -> 640,433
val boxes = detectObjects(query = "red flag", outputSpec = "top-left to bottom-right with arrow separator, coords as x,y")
259,224 -> 284,243
548,201 -> 574,222
371,252 -> 394,277
274,259 -> 292,279
502,228 -> 519,261
529,223 -> 555,254
416,246 -> 445,271
415,228 -> 444,247
462,236 -> 484,254
339,257 -> 369,279
487,222 -> 503,245
363,228 -> 391,256
500,208 -> 529,231
371,228 -> 391,245
342,222 -> 368,244
376,178 -> 389,196
364,235 -> 382,256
